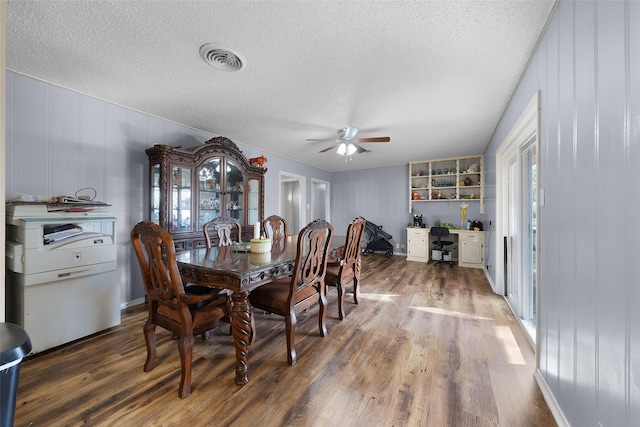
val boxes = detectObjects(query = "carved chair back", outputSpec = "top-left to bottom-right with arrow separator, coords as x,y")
262,214 -> 287,242
131,221 -> 188,308
203,217 -> 242,248
341,216 -> 366,282
290,219 -> 333,295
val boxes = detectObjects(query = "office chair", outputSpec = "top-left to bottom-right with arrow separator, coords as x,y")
431,226 -> 454,267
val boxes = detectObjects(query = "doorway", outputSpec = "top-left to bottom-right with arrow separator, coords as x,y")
496,92 -> 540,345
279,172 -> 305,234
311,179 -> 330,222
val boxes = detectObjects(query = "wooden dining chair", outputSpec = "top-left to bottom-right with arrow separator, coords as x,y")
203,217 -> 242,248
130,221 -> 229,399
248,219 -> 334,365
262,214 -> 287,242
325,216 -> 366,320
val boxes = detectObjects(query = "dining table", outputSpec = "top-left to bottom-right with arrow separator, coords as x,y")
175,235 -> 344,385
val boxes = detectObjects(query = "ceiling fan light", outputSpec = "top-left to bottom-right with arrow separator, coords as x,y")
336,143 -> 347,155
346,143 -> 357,156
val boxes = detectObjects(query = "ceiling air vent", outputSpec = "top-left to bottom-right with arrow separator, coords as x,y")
199,44 -> 244,72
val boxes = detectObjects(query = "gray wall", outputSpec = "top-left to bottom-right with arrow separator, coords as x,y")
331,164 -> 487,253
483,1 -> 640,425
5,71 -> 330,304
331,165 -> 407,249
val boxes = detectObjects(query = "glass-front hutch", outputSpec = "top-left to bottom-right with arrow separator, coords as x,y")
146,136 -> 266,250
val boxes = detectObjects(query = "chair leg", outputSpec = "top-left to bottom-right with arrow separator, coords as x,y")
143,319 -> 157,372
353,276 -> 359,305
200,319 -> 221,340
337,280 -> 346,320
445,247 -> 453,267
285,310 -> 297,365
250,306 -> 257,344
177,332 -> 195,399
319,290 -> 328,337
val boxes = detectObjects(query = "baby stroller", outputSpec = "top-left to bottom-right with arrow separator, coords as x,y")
362,220 -> 394,258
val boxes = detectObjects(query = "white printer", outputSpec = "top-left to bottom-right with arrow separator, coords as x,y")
5,203 -> 120,354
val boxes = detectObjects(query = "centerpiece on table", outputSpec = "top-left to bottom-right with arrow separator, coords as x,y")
250,221 -> 271,253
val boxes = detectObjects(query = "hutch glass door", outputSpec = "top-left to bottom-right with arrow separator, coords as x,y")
225,160 -> 244,224
198,158 -> 222,229
150,164 -> 160,224
248,178 -> 260,225
172,166 -> 192,232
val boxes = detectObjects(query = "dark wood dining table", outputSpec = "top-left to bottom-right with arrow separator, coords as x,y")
175,235 -> 343,385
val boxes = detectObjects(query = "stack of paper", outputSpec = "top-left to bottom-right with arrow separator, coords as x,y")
44,224 -> 84,244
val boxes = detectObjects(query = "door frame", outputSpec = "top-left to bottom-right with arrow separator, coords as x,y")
311,178 -> 330,222
279,171 -> 306,233
495,91 -> 540,348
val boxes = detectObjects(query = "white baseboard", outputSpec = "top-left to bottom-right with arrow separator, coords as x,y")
120,297 -> 145,310
534,369 -> 570,427
484,266 -> 497,293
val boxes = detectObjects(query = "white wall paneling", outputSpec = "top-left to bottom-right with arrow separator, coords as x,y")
483,1 -> 640,425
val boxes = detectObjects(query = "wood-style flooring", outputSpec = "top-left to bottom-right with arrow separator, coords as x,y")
12,255 -> 556,427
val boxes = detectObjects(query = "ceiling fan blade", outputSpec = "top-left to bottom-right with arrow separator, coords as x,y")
353,144 -> 371,154
306,138 -> 337,142
358,137 -> 390,143
319,145 -> 337,153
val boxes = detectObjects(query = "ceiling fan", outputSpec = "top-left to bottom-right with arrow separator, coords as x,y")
306,126 -> 390,157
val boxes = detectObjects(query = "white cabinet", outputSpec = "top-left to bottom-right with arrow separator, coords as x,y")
409,155 -> 483,212
406,227 -> 484,268
458,232 -> 483,268
406,228 -> 428,262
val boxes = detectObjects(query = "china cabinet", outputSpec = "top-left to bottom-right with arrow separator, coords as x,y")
409,155 -> 483,212
146,136 -> 266,251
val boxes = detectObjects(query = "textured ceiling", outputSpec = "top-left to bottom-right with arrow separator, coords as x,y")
6,0 -> 555,172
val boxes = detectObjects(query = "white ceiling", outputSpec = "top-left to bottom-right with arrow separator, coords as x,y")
6,0 -> 555,173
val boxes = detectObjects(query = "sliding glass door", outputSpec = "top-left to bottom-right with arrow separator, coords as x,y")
505,135 -> 538,341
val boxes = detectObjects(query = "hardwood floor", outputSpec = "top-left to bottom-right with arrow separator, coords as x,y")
13,255 -> 556,427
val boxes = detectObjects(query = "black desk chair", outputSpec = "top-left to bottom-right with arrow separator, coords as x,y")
431,226 -> 454,267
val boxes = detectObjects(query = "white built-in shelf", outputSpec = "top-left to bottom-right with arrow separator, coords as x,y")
409,155 -> 483,213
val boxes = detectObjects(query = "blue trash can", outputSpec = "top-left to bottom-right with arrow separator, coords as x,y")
0,322 -> 32,427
